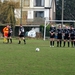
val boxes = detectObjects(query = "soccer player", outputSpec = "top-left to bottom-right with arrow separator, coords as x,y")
49,25 -> 56,47
8,25 -> 13,43
70,26 -> 74,47
56,25 -> 63,47
73,28 -> 75,47
18,24 -> 26,44
63,26 -> 70,47
3,25 -> 9,43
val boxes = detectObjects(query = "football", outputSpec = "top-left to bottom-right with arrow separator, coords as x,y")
35,48 -> 40,52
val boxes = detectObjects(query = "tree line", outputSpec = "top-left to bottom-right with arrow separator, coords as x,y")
0,0 -> 20,25
56,0 -> 75,20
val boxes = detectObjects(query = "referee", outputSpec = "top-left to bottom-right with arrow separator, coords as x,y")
18,24 -> 26,44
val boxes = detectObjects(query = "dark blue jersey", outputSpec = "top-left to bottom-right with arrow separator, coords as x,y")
73,29 -> 75,36
56,28 -> 63,34
19,27 -> 24,32
63,29 -> 70,34
19,26 -> 25,35
70,29 -> 74,36
49,27 -> 56,33
9,28 -> 12,34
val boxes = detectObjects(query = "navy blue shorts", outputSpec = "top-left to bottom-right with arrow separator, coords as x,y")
50,34 -> 55,38
57,34 -> 62,39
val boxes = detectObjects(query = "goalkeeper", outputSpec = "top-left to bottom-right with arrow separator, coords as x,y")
3,25 -> 9,43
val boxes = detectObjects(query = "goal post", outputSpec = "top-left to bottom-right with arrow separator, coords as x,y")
44,20 -> 75,40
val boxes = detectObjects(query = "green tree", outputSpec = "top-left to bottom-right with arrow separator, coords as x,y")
0,0 -> 20,36
0,1 -> 19,24
56,0 -> 75,20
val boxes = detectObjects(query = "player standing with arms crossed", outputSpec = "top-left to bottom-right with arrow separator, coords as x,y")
70,26 -> 74,47
56,25 -> 63,47
49,25 -> 56,47
73,28 -> 75,47
63,26 -> 70,47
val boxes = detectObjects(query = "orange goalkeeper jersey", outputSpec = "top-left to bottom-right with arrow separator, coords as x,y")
3,27 -> 9,37
3,27 -> 9,33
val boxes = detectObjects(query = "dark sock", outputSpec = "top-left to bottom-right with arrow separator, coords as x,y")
10,39 -> 12,43
74,41 -> 75,46
71,41 -> 73,47
23,39 -> 26,44
68,42 -> 70,47
53,41 -> 54,46
57,41 -> 59,47
7,39 -> 9,43
18,40 -> 21,44
60,41 -> 62,47
50,41 -> 52,46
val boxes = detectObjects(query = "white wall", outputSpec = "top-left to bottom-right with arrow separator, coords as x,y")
44,9 -> 49,20
45,0 -> 52,8
49,9 -> 52,20
23,0 -> 55,20
30,0 -> 34,7
27,10 -> 33,19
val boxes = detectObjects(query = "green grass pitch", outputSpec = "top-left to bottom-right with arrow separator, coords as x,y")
0,38 -> 75,75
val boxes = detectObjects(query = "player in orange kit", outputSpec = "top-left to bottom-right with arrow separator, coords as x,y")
3,25 -> 9,43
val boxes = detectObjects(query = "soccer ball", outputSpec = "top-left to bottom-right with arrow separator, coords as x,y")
35,48 -> 40,52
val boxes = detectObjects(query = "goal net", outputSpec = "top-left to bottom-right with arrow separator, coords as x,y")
44,20 -> 75,40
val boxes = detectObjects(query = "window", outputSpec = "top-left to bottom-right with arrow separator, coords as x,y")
34,11 -> 44,18
23,0 -> 30,7
22,11 -> 27,24
34,0 -> 44,7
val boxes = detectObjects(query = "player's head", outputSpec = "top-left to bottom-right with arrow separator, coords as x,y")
51,25 -> 54,27
65,26 -> 68,29
6,24 -> 9,28
20,24 -> 22,26
58,25 -> 61,28
9,25 -> 11,28
70,25 -> 73,29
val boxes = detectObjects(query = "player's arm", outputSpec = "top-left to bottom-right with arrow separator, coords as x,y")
19,31 -> 21,35
68,29 -> 70,37
18,28 -> 21,35
10,29 -> 13,33
49,27 -> 51,33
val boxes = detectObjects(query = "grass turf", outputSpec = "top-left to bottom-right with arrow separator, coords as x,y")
0,39 -> 75,75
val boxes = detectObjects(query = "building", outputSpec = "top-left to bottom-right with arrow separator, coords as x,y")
3,0 -> 56,25
14,0 -> 56,25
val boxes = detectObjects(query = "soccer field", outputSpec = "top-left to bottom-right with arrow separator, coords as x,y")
0,39 -> 75,75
